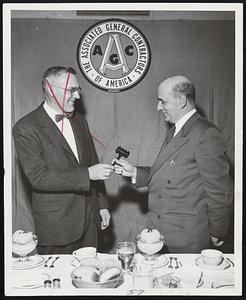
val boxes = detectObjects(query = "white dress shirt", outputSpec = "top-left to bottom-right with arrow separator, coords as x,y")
174,108 -> 197,136
43,102 -> 79,162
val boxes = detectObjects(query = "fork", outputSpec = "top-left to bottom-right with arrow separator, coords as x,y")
44,256 -> 52,267
168,257 -> 173,268
173,257 -> 179,269
49,256 -> 60,268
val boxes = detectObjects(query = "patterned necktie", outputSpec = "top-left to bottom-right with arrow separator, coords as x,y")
166,124 -> 176,144
55,112 -> 74,122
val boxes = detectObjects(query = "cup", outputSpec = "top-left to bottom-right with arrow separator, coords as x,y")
72,247 -> 97,262
201,249 -> 223,266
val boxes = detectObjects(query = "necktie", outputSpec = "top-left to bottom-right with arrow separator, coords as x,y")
55,112 -> 74,122
166,124 -> 176,144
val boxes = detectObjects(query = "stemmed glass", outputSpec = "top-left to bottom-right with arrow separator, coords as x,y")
136,235 -> 164,264
12,235 -> 38,262
116,242 -> 135,273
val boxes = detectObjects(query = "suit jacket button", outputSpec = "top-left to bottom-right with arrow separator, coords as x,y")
167,179 -> 171,184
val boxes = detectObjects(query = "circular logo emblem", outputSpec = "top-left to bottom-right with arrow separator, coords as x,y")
77,19 -> 151,92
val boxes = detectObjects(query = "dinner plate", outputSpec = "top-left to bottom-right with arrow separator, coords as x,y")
12,255 -> 45,270
13,272 -> 50,289
195,256 -> 230,270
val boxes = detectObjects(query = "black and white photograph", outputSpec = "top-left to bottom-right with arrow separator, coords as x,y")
3,2 -> 243,296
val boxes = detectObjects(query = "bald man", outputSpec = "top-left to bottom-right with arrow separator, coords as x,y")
114,75 -> 233,253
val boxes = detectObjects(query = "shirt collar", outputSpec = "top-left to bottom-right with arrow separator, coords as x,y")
174,108 -> 197,136
43,102 -> 61,123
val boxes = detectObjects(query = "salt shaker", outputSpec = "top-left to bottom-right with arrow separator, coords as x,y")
44,279 -> 52,288
53,278 -> 61,288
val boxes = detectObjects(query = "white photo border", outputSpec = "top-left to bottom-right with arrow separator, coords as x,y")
3,2 -> 243,296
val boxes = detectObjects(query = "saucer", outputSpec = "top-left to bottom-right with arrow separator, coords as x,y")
211,279 -> 234,289
137,254 -> 169,268
195,256 -> 230,270
13,255 -> 45,270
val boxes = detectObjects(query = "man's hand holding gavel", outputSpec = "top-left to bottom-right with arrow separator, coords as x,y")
112,158 -> 137,178
88,164 -> 115,180
89,146 -> 133,180
111,145 -> 136,177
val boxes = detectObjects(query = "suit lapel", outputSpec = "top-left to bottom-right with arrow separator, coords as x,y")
37,106 -> 79,164
148,112 -> 200,180
148,136 -> 189,179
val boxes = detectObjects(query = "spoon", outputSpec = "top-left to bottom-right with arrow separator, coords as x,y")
168,257 -> 173,268
44,256 -> 52,267
49,256 -> 60,268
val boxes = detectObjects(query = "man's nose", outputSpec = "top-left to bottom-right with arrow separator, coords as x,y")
157,100 -> 163,111
74,90 -> 80,98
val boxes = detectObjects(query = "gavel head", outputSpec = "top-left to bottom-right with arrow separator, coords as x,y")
116,146 -> 130,159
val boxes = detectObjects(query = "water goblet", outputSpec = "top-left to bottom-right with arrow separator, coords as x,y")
136,235 -> 164,264
12,235 -> 38,262
116,242 -> 135,273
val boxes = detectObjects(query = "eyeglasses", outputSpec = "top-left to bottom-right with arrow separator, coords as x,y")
52,85 -> 82,94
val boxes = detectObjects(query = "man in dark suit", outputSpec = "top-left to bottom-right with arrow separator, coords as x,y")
13,66 -> 114,255
113,75 -> 233,253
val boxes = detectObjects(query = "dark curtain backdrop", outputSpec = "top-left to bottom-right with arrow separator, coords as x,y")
11,19 -> 235,252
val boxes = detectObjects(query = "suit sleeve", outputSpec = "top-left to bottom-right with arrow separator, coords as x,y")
83,119 -> 109,210
196,126 -> 233,238
12,123 -> 91,192
135,167 -> 151,188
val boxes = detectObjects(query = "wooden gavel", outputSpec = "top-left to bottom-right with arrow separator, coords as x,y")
112,146 -> 130,166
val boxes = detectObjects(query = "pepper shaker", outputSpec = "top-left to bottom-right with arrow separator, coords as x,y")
53,278 -> 61,288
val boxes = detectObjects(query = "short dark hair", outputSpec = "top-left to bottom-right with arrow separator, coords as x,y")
41,66 -> 76,93
172,81 -> 196,103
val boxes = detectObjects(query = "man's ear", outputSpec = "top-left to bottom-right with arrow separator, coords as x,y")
45,79 -> 54,98
178,95 -> 187,109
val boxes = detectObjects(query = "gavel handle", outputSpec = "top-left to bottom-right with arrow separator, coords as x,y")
112,155 -> 122,166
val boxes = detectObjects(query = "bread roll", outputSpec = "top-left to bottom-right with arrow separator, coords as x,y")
72,266 -> 100,282
79,257 -> 102,269
99,267 -> 121,283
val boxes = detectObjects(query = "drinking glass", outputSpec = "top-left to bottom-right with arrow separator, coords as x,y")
136,235 -> 164,263
116,242 -> 135,273
12,235 -> 38,262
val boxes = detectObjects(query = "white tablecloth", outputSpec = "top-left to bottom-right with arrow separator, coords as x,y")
10,253 -> 235,296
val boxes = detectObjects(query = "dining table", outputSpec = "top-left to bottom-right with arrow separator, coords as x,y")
10,252 -> 236,296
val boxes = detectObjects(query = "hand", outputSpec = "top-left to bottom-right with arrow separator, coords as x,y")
112,158 -> 137,178
100,209 -> 111,230
88,164 -> 114,180
211,235 -> 224,247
